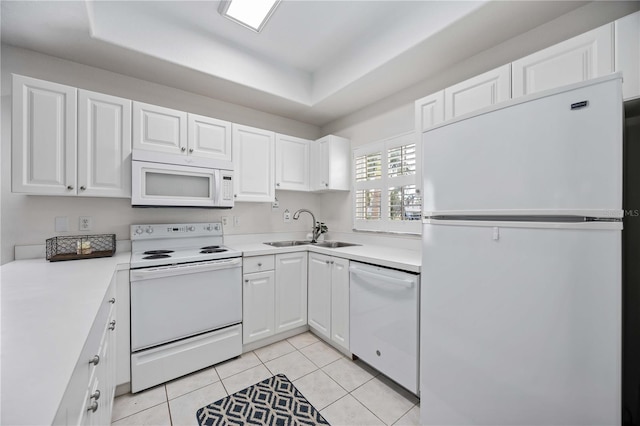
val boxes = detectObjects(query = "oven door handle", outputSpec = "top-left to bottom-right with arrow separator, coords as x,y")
130,257 -> 242,281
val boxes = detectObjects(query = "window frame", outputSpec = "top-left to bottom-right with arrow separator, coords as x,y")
352,131 -> 421,234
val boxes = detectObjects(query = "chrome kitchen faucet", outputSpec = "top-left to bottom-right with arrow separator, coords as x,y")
293,209 -> 321,243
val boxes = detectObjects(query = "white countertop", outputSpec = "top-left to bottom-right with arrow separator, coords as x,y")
1,252 -> 131,426
229,242 -> 421,273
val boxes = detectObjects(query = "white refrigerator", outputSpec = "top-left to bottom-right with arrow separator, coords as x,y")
420,74 -> 623,425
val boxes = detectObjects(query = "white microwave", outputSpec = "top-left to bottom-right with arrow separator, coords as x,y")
131,152 -> 234,208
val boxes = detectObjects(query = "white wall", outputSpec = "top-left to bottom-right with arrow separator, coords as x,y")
0,45 -> 323,264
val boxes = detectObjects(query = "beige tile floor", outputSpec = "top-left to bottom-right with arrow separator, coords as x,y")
112,332 -> 420,426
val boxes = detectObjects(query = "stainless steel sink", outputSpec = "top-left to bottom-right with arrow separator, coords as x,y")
264,240 -> 313,247
314,241 -> 361,248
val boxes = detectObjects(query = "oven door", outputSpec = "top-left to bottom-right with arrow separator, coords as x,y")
130,258 -> 242,351
132,160 -> 219,207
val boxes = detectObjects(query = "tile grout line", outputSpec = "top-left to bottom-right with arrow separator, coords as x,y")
164,385 -> 174,426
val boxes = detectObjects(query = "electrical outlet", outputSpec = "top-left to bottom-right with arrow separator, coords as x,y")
79,216 -> 93,231
272,198 -> 280,209
221,216 -> 229,227
283,209 -> 291,223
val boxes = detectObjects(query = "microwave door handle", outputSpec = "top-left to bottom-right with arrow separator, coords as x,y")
213,170 -> 220,205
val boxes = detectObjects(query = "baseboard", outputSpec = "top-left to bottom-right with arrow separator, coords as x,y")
242,325 -> 310,353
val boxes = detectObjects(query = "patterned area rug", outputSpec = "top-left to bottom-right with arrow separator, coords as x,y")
196,374 -> 331,425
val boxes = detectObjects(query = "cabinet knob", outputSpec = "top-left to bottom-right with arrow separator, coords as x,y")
326,260 -> 330,265
67,185 -> 74,190
257,263 -> 262,267
189,148 -> 194,153
276,183 -> 280,187
245,279 -> 249,283
109,298 -> 116,304
331,261 -> 334,264
91,390 -> 101,401
87,400 -> 98,413
89,355 -> 100,366
181,147 -> 186,152
234,194 -> 237,198
80,186 -> 86,191
109,320 -> 116,331
325,183 -> 329,187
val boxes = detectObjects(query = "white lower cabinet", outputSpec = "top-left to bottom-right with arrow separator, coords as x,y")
243,253 -> 308,344
243,268 -> 276,344
308,253 -> 350,351
55,276 -> 117,425
115,268 -> 130,391
275,252 -> 308,333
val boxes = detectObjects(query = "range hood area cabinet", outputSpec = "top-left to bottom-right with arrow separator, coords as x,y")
12,75 -> 132,198
132,101 -> 232,163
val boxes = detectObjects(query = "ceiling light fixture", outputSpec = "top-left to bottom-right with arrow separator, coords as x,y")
218,0 -> 281,33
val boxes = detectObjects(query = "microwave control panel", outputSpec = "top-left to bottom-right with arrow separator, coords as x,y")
221,174 -> 233,201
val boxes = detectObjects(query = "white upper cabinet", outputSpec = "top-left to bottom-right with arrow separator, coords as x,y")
78,90 -> 132,198
275,134 -> 310,191
415,91 -> 445,133
232,124 -> 275,202
311,135 -> 351,192
615,11 -> 640,100
444,64 -> 511,120
512,23 -> 614,98
187,113 -> 232,162
132,101 -> 186,155
12,75 -> 77,195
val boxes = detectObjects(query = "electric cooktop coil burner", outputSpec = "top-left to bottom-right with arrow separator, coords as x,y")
143,250 -> 174,255
143,254 -> 172,259
201,246 -> 221,250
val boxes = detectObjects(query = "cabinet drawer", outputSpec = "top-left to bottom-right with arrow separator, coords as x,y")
244,255 -> 275,274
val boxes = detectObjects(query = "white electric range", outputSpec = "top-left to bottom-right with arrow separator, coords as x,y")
129,223 -> 243,393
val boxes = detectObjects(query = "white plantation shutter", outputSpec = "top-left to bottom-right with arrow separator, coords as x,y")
353,132 -> 421,233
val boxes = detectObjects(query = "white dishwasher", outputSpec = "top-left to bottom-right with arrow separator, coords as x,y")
349,261 -> 419,394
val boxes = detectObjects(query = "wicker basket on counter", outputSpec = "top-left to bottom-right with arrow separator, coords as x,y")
46,234 -> 116,262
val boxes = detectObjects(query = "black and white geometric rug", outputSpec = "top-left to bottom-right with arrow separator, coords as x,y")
196,374 -> 331,426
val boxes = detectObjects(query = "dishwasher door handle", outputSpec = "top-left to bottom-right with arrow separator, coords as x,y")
349,267 -> 415,289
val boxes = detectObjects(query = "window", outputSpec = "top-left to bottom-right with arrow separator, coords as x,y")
353,132 -> 421,233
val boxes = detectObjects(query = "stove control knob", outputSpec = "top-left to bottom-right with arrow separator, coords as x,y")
188,226 -> 196,232
135,227 -> 143,235
145,227 -> 154,234
204,224 -> 213,231
214,224 -> 220,231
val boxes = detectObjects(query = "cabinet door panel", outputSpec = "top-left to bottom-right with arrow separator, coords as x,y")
308,253 -> 332,339
331,257 -> 350,350
615,11 -> 640,100
243,271 -> 275,344
232,124 -> 275,202
78,90 -> 131,198
275,253 -> 308,333
188,114 -> 232,161
276,134 -> 310,191
133,102 -> 186,154
415,91 -> 445,133
444,64 -> 511,120
512,23 -> 614,98
311,135 -> 350,191
12,75 -> 77,195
